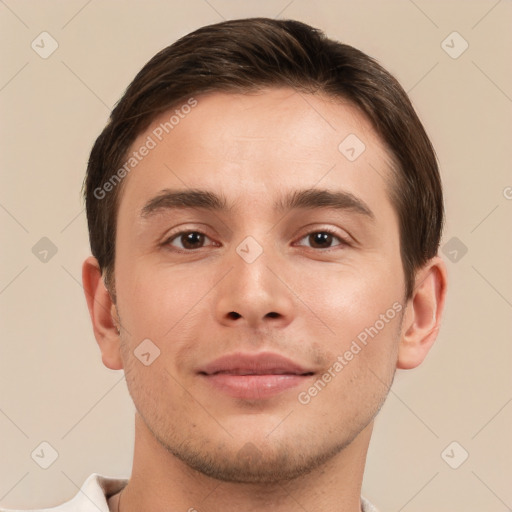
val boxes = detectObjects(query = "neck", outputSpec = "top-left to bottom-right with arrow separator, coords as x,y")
118,413 -> 372,512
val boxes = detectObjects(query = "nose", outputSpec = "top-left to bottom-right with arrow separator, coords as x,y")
214,242 -> 295,330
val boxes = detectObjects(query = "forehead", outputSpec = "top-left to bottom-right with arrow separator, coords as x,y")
117,88 -> 396,217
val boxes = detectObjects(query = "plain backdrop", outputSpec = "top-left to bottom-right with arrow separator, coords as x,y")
0,1 -> 511,511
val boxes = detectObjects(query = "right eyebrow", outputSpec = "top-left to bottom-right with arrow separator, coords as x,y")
140,189 -> 229,219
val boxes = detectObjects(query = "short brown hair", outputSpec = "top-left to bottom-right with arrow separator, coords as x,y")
83,17 -> 443,301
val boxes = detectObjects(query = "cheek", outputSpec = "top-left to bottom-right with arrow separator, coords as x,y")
292,258 -> 405,397
296,259 -> 402,341
122,350 -> 193,424
117,261 -> 218,347
297,286 -> 403,420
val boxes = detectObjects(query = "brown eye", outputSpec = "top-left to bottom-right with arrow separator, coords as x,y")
167,231 -> 211,250
308,232 -> 334,248
296,231 -> 345,250
181,232 -> 205,249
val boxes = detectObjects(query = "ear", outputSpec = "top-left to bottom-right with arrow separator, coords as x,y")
397,255 -> 448,369
82,256 -> 124,370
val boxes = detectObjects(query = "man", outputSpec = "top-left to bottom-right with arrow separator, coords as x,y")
4,17 -> 447,512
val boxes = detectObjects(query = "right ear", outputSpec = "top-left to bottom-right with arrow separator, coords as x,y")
82,256 -> 123,370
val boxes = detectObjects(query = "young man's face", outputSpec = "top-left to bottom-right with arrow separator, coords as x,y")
111,88 -> 409,482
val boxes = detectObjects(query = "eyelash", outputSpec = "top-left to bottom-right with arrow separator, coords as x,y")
162,227 -> 350,252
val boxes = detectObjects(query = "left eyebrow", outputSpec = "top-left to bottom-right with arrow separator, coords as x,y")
276,188 -> 375,221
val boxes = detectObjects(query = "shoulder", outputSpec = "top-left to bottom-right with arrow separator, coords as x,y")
0,473 -> 128,512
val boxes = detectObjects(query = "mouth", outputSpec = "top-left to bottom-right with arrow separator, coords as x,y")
198,352 -> 315,400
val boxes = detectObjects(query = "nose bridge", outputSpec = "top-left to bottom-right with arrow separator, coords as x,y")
214,236 -> 293,328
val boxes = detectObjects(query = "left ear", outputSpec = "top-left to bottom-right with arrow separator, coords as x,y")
397,255 -> 448,369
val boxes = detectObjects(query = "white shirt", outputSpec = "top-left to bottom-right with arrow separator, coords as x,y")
0,474 -> 126,512
0,473 -> 379,511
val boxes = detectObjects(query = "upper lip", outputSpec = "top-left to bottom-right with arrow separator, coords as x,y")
198,352 -> 315,376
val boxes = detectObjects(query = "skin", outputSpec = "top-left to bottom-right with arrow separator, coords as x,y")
82,87 -> 447,512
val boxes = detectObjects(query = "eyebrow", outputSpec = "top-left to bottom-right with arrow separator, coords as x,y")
140,188 -> 375,221
276,188 -> 375,220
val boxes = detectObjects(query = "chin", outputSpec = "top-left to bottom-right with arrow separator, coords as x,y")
158,428 -> 352,484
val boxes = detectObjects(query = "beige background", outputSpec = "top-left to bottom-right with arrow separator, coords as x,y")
1,1 -> 511,510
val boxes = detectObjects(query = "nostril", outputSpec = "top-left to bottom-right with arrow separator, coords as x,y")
228,311 -> 242,319
266,312 -> 280,319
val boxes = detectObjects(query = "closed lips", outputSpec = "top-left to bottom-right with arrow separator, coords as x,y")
205,369 -> 314,375
198,352 -> 315,376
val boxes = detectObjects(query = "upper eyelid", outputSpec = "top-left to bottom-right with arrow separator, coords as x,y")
295,224 -> 352,242
162,225 -> 214,242
298,227 -> 347,239
165,229 -> 216,246
294,230 -> 350,248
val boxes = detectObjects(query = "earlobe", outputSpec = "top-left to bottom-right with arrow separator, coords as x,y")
82,256 -> 124,370
397,256 -> 448,369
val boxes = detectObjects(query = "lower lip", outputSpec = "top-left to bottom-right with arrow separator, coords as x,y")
201,373 -> 311,399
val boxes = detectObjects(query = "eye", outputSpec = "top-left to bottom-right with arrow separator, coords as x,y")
165,231 -> 216,250
296,230 -> 347,250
